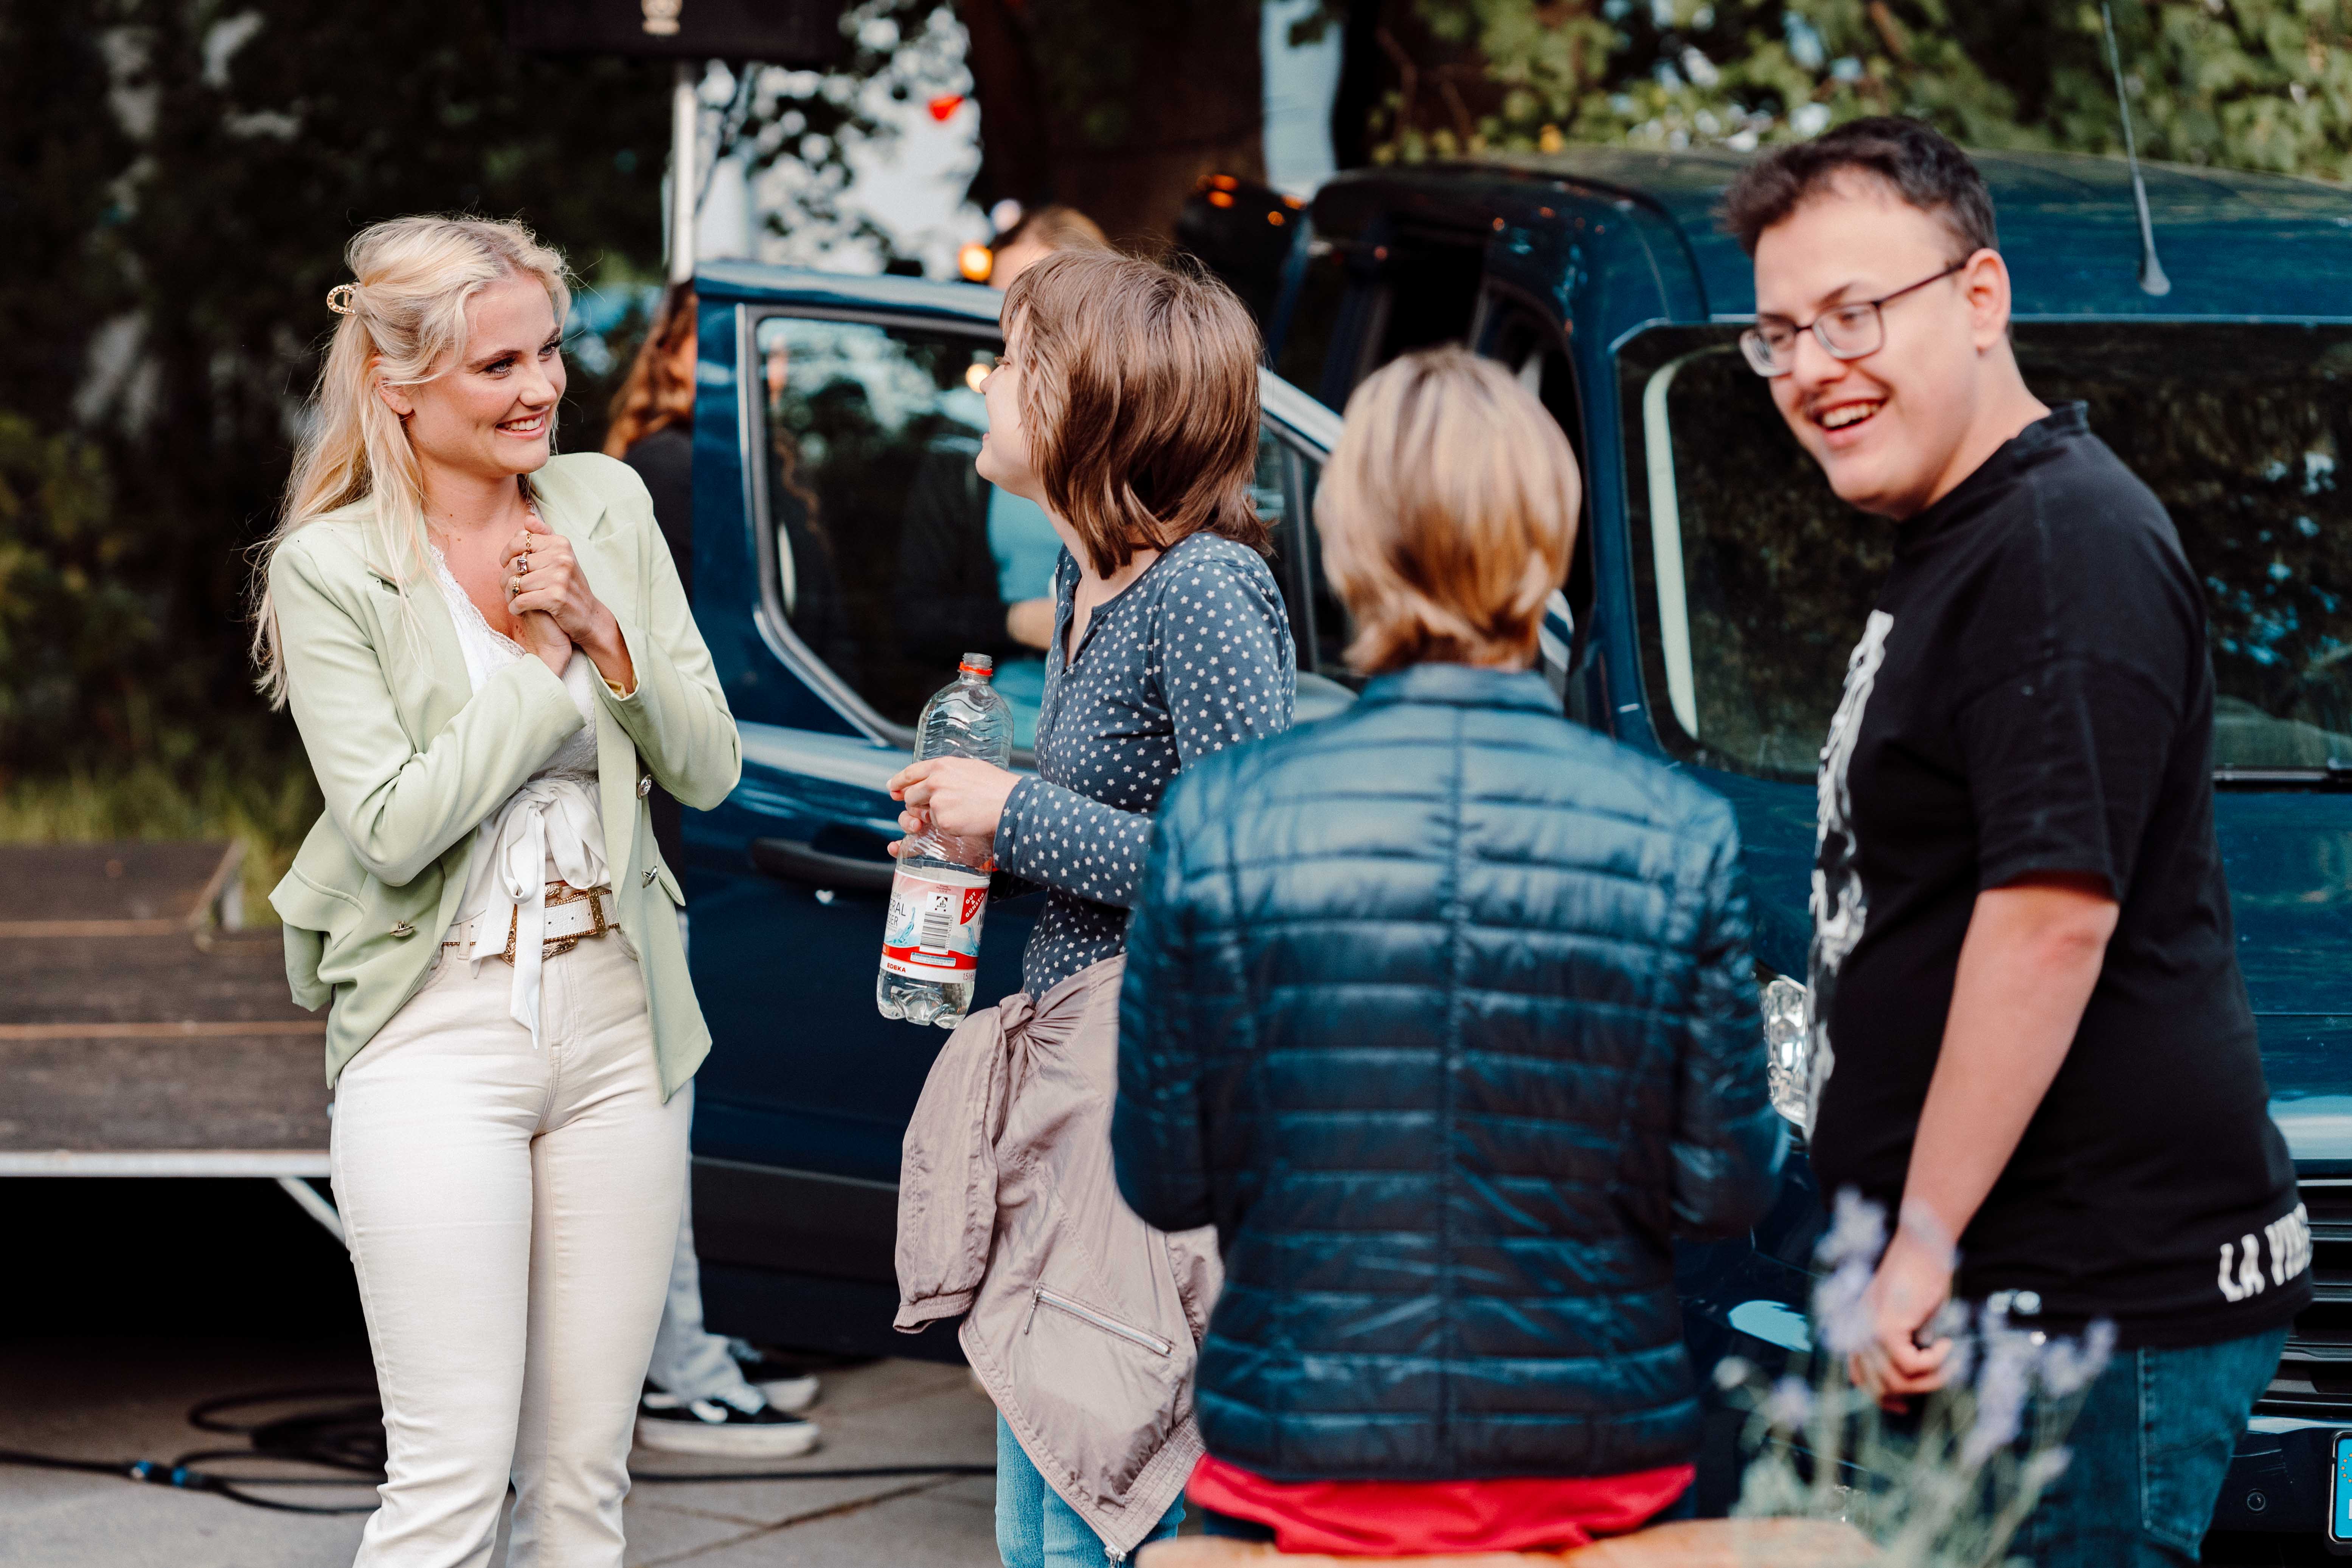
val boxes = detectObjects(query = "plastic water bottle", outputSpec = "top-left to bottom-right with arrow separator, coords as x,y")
877,653 -> 1016,1028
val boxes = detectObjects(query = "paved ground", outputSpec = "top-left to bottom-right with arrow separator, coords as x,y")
0,1337 -> 1001,1566
0,844 -> 1001,1563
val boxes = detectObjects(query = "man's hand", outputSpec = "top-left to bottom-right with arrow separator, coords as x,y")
1848,872 -> 2117,1407
886,757 -> 1020,852
1850,1218 -> 1957,1409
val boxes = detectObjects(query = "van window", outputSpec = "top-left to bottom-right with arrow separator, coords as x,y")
1367,232 -> 1486,370
753,314 -> 1043,742
1258,433 -> 1349,683
754,313 -> 1341,743
1272,238 -> 1351,409
1484,304 -> 1595,720
1621,321 -> 2352,781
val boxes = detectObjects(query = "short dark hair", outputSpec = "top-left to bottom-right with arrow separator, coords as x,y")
1720,116 -> 1996,259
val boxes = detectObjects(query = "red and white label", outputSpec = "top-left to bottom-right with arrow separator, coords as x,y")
880,866 -> 990,978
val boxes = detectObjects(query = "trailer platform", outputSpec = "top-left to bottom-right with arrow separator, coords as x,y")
0,843 -> 327,1176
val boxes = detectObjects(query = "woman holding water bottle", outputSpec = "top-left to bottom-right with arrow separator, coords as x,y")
886,250 -> 1296,1568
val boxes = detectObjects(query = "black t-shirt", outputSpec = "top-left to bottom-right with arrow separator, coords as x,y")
1806,404 -> 2308,1348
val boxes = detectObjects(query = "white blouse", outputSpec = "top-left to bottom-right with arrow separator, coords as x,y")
429,540 -> 607,1048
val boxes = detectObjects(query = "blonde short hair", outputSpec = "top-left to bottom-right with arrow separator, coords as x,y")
1317,347 -> 1580,676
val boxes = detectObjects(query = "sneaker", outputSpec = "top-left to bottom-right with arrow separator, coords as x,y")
725,1338 -> 822,1413
634,1389 -> 821,1458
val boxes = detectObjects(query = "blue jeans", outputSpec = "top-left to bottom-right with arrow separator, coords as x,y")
995,1414 -> 1185,1566
2014,1326 -> 2286,1567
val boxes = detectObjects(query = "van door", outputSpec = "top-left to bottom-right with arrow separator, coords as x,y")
680,273 -> 1337,1343
1477,295 -> 1599,726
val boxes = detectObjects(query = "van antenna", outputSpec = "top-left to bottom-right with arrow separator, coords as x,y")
2100,1 -> 2172,296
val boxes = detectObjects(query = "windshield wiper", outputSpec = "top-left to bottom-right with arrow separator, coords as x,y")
2213,762 -> 2352,790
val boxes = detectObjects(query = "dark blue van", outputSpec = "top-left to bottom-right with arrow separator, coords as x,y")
677,149 -> 2352,1545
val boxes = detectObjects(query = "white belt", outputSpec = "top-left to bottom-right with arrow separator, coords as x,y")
443,883 -> 617,965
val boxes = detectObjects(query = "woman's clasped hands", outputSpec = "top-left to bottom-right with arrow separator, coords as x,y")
501,511 -> 636,693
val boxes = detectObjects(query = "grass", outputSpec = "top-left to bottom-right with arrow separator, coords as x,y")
0,754 -> 321,927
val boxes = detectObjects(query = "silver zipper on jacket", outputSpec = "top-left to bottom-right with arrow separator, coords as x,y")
1023,1285 -> 1172,1357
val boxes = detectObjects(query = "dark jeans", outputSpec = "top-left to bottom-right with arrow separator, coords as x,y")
2015,1325 -> 2286,1567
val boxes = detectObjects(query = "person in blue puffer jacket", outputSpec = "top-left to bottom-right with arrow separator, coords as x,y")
1112,346 -> 1785,1557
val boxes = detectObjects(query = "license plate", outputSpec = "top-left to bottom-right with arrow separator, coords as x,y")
2332,1431 -> 2352,1552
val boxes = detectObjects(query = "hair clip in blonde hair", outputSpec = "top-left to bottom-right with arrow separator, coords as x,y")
325,283 -> 359,317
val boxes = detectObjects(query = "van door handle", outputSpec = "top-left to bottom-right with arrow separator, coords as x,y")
749,837 -> 897,896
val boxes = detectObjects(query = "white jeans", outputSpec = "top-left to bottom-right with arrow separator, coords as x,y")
331,927 -> 690,1568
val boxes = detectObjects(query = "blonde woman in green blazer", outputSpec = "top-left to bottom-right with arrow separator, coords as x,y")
251,216 -> 739,1568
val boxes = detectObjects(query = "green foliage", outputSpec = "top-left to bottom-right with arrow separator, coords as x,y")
0,0 -> 672,804
0,750 -> 320,924
1377,0 -> 2352,179
718,1 -> 964,263
0,415 -> 149,754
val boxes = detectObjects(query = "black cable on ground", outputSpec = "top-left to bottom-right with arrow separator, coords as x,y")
0,1386 -> 994,1515
638,1465 -> 997,1483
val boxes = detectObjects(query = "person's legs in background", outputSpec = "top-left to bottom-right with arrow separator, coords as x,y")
995,1413 -> 1182,1568
635,1133 -> 823,1456
2014,1326 -> 2287,1568
632,924 -> 824,1460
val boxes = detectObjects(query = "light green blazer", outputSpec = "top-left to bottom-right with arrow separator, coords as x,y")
268,452 -> 741,1096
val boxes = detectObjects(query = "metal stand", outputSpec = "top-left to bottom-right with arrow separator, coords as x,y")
274,1176 -> 345,1243
670,61 -> 699,284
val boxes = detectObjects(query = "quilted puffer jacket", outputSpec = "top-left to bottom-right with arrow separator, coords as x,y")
1111,664 -> 1784,1483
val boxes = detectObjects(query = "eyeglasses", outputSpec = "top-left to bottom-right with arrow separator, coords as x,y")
1738,259 -> 1971,378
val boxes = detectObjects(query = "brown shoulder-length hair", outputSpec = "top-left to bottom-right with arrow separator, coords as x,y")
603,283 -> 696,455
999,250 -> 1265,577
1317,347 -> 1580,676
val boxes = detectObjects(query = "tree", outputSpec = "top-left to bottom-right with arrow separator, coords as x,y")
696,0 -> 1268,262
0,0 -> 672,772
1349,0 -> 2352,180
959,0 -> 1268,249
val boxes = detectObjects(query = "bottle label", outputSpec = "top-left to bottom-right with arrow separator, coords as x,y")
880,866 -> 990,979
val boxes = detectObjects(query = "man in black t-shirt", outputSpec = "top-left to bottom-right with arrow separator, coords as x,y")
1722,121 -> 2306,1565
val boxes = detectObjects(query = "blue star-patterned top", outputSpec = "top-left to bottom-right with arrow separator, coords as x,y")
995,530 -> 1296,996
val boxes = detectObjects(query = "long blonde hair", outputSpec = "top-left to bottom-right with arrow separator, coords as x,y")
249,215 -> 571,706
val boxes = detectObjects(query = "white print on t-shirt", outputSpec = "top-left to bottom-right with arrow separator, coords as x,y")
2217,1203 -> 2312,1303
1808,610 -> 1896,1129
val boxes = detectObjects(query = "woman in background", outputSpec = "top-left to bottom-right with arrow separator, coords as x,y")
602,286 -> 826,1459
1112,347 -> 1784,1556
888,250 -> 1296,1568
604,287 -> 698,876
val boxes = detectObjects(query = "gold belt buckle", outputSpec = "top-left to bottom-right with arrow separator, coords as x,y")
499,883 -> 612,965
